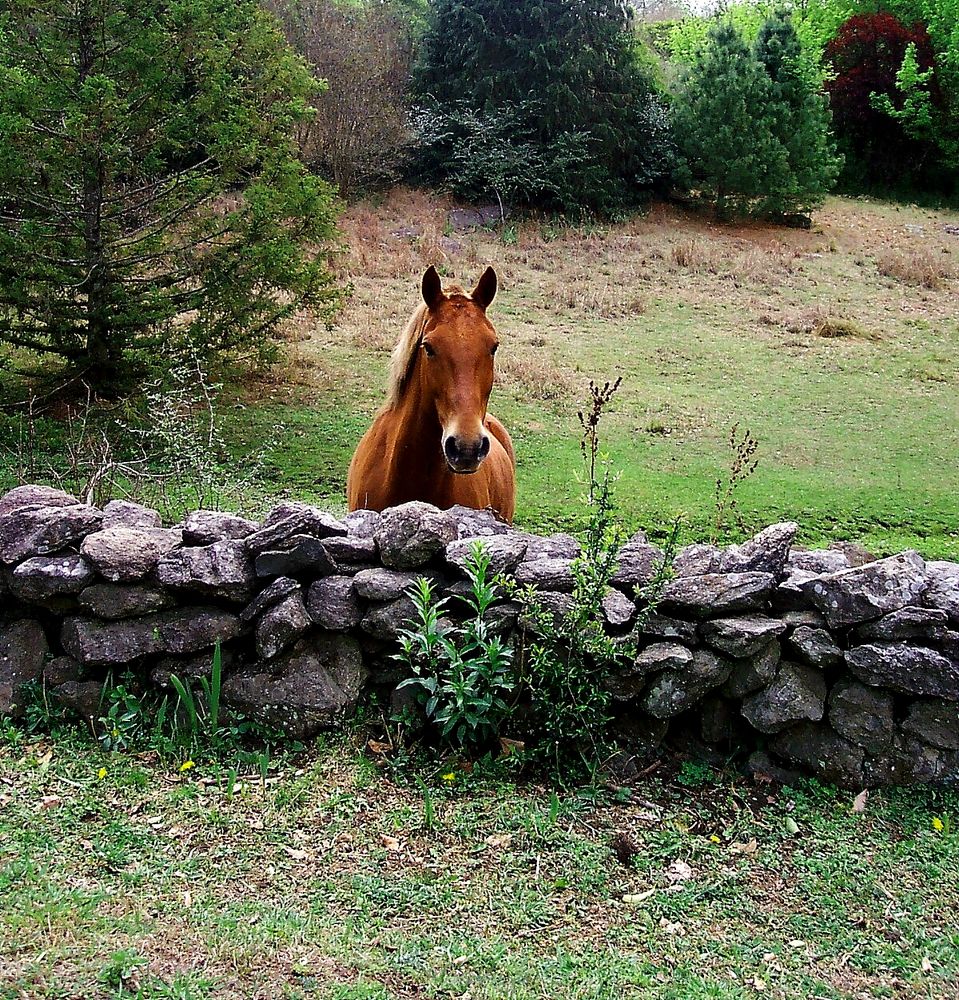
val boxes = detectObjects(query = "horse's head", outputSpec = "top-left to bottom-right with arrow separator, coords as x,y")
419,264 -> 499,475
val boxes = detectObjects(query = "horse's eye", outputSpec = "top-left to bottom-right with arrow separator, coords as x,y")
423,342 -> 435,358
490,343 -> 499,356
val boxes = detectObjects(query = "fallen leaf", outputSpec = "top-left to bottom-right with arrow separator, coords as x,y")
380,834 -> 402,852
851,790 -> 869,814
753,976 -> 767,991
729,838 -> 758,855
622,889 -> 657,905
283,846 -> 308,861
499,737 -> 525,755
921,957 -> 933,973
658,917 -> 684,935
783,817 -> 800,836
367,740 -> 391,755
666,859 -> 694,882
39,795 -> 62,810
485,833 -> 513,849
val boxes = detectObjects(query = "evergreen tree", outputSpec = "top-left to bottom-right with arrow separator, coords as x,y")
0,0 -> 341,393
413,0 -> 670,213
672,21 -> 786,217
754,11 -> 841,216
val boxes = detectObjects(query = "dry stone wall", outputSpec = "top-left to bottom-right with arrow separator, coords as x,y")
1,484 -> 958,788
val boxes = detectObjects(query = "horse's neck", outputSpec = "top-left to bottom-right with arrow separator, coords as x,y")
386,375 -> 442,473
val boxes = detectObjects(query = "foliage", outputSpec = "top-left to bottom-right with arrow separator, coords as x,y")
672,17 -> 839,218
512,379 -> 677,782
412,0 -> 670,213
713,423 -> 760,543
267,0 -> 415,196
0,0 -> 341,394
395,542 -> 515,750
824,13 -> 945,184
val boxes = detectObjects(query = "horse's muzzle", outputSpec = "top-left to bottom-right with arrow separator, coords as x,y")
444,433 -> 491,474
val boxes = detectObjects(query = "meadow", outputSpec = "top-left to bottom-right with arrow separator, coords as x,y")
226,190 -> 959,559
2,729 -> 958,999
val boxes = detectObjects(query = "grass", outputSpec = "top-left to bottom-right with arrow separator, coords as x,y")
1,189 -> 958,558
1,727 -> 958,999
218,189 -> 959,559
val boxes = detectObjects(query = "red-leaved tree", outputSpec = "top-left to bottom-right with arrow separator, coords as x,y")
824,13 -> 942,181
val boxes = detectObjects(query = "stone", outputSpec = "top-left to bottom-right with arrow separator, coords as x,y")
81,526 -> 179,582
0,484 -> 78,517
769,723 -> 865,788
222,635 -> 367,739
785,626 -> 844,670
901,700 -> 959,750
846,643 -> 959,699
788,549 -> 850,574
522,532 -> 581,561
361,596 -> 417,640
602,588 -> 636,628
254,536 -> 337,579
610,536 -> 665,588
374,502 -> 457,570
0,504 -> 103,564
256,592 -> 311,660
701,695 -> 738,744
514,557 -> 576,592
773,568 -> 820,612
150,648 -> 236,688
804,551 -> 928,629
245,507 -> 347,555
610,715 -> 668,761
62,607 -> 241,665
51,680 -> 102,719
0,619 -> 48,714
354,567 -> 430,602
924,562 -> 959,626
828,541 -> 876,568
307,576 -> 362,631
446,504 -> 512,539
641,648 -> 732,718
156,540 -> 254,601
445,534 -> 528,576
637,613 -> 699,646
10,553 -> 95,603
719,522 -> 797,578
485,600 -> 521,633
828,679 -> 895,752
78,583 -> 174,620
701,615 -> 787,657
181,510 -> 258,545
605,643 -> 693,701
723,641 -> 781,698
322,535 -> 378,566
517,591 -> 574,628
741,661 -> 826,733
42,656 -> 81,686
660,572 -> 775,619
853,606 -> 949,642
342,508 -> 383,538
781,609 -> 827,629
672,543 -> 720,577
240,577 -> 299,623
102,499 -> 162,530
864,735 -> 959,786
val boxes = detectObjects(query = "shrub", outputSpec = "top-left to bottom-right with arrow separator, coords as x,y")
267,0 -> 415,197
412,0 -> 671,214
0,0 -> 341,394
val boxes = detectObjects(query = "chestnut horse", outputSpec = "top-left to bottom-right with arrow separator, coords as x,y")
347,266 -> 515,521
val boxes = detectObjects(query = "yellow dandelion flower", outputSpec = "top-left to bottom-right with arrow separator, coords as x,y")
97,767 -> 107,780
932,817 -> 944,832
709,834 -> 721,844
179,760 -> 195,773
441,772 -> 455,782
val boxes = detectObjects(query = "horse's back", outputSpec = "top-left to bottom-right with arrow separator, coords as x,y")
486,414 -> 515,468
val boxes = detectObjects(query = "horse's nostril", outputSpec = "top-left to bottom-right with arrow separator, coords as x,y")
479,436 -> 491,458
444,436 -> 459,462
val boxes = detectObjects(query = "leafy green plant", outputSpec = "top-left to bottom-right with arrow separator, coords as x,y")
394,541 -> 514,750
97,681 -> 147,752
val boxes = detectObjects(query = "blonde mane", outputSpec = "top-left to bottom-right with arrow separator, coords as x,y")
385,285 -> 469,408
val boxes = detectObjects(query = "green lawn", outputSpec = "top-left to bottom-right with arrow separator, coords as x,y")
2,729 -> 957,999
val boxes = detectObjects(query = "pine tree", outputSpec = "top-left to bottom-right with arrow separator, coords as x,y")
673,21 -> 786,217
754,11 -> 841,217
413,0 -> 669,213
0,0 -> 341,394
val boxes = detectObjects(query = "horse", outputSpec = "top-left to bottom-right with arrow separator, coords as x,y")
347,265 -> 516,521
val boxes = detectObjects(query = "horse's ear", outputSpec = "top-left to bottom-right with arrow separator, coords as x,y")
422,266 -> 444,310
471,266 -> 497,310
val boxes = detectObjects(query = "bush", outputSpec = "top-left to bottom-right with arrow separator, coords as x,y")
412,0 -> 671,214
267,0 -> 415,196
0,0 -> 341,394
672,16 -> 839,219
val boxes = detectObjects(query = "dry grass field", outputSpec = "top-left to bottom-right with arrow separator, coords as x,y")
233,188 -> 959,557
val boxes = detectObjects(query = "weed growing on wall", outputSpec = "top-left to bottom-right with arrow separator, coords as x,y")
713,422 -> 760,542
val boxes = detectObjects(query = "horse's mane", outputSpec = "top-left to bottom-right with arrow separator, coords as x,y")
385,284 -> 469,409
